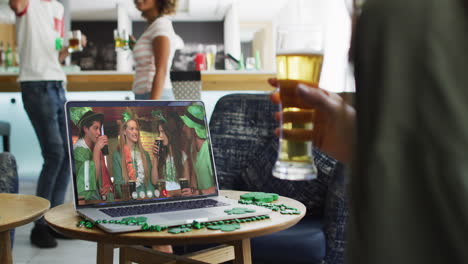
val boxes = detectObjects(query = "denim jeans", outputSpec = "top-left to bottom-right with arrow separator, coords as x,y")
21,81 -> 70,224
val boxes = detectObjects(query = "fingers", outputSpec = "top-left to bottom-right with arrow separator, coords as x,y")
282,110 -> 315,123
274,128 -> 314,141
296,84 -> 342,115
268,78 -> 279,88
281,129 -> 315,141
270,91 -> 281,104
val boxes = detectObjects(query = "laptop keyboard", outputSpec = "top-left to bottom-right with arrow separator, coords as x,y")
100,199 -> 228,217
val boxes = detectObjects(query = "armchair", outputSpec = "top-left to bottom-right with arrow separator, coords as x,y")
209,93 -> 348,264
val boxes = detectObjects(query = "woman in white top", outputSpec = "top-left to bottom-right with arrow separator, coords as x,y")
133,0 -> 181,100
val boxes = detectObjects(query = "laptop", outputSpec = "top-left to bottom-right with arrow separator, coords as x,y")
64,100 -> 270,233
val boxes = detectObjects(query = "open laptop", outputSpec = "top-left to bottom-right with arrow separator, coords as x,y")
65,100 -> 270,233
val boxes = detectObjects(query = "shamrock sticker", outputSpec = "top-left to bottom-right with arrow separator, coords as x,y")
224,207 -> 256,215
168,227 -> 192,234
240,192 -> 279,203
207,223 -> 241,232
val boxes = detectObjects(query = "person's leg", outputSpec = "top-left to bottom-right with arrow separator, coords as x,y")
49,81 -> 70,208
21,81 -> 67,248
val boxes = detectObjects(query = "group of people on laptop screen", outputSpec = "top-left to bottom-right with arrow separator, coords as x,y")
69,103 -> 216,205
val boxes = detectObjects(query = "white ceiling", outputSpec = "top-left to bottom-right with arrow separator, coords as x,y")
70,0 -> 288,22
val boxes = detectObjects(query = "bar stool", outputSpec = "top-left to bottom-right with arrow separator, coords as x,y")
0,121 -> 10,152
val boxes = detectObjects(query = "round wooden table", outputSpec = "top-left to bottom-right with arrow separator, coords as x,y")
0,193 -> 50,264
45,190 -> 306,264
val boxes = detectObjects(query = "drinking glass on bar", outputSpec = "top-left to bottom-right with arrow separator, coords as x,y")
205,45 -> 217,71
113,29 -> 129,50
272,24 -> 325,181
67,30 -> 83,53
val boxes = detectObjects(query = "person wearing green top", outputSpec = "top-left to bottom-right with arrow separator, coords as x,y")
270,0 -> 468,263
180,104 -> 215,195
112,110 -> 154,199
71,107 -> 113,201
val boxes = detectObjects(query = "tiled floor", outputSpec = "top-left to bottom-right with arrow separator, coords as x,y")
11,179 -> 120,264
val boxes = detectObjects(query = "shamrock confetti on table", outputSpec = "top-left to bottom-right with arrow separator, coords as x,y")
207,223 -> 241,232
224,207 -> 256,215
168,227 -> 192,234
240,192 -> 279,203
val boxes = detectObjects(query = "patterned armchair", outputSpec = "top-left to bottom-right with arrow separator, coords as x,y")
0,152 -> 19,247
209,93 -> 348,264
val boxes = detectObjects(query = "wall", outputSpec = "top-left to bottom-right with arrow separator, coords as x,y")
274,0 -> 354,93
0,23 -> 15,47
70,21 -> 117,70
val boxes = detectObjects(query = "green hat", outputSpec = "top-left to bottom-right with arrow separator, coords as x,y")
151,110 -> 167,123
70,107 -> 104,128
180,105 -> 207,139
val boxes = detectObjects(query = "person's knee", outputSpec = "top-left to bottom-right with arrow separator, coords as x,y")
43,143 -> 66,163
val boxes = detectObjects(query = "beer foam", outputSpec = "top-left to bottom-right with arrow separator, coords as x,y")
277,49 -> 324,56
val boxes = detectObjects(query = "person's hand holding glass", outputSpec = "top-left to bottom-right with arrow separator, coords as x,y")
272,24 -> 325,180
67,30 -> 85,53
114,29 -> 134,51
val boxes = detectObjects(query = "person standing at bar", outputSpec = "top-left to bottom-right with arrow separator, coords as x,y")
9,0 -> 85,248
132,0 -> 181,100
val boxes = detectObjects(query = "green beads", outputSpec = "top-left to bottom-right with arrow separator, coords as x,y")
224,207 -> 256,215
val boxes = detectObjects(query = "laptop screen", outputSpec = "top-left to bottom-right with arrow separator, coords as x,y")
65,100 -> 218,208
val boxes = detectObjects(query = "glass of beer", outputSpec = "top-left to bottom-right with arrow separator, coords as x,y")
205,45 -> 217,71
67,30 -> 82,53
113,29 -> 129,50
272,24 -> 325,181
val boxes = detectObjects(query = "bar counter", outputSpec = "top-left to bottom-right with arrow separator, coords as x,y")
0,71 -> 276,92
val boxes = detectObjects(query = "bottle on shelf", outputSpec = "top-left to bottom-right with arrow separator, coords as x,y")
13,46 -> 20,67
5,43 -> 13,69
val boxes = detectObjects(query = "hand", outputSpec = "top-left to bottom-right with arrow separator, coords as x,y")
152,141 -> 160,158
100,186 -> 111,196
180,188 -> 192,196
129,35 -> 136,50
95,135 -> 108,151
269,78 -> 355,163
81,34 -> 87,48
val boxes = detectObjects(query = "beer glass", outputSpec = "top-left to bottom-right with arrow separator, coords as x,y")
113,29 -> 129,50
272,24 -> 324,180
205,45 -> 217,71
67,30 -> 82,53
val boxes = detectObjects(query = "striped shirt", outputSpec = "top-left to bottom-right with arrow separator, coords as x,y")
132,16 -> 178,95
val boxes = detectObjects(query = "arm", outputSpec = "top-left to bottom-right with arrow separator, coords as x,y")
150,141 -> 161,185
92,135 -> 108,184
150,36 -> 170,100
58,34 -> 86,63
58,47 -> 69,63
9,0 -> 28,15
180,156 -> 193,196
74,147 -> 98,200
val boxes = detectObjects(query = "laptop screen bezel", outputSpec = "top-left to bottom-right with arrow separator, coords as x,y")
64,100 -> 220,209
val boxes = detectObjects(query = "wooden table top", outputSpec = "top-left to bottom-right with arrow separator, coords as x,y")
0,193 -> 50,232
45,190 -> 306,246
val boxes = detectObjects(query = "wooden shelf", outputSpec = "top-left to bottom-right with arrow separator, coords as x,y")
0,71 -> 276,92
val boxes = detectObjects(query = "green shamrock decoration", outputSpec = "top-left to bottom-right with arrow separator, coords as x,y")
168,227 -> 192,234
224,207 -> 256,215
207,223 -> 241,232
240,192 -> 279,203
